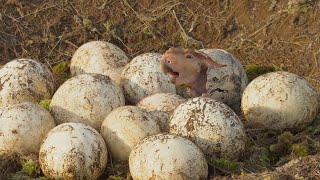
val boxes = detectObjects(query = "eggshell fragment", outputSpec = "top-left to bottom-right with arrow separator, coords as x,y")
200,49 -> 248,112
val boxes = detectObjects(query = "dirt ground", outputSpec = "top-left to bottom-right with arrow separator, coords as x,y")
1,0 -> 320,179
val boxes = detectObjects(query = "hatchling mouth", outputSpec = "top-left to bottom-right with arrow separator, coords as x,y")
163,64 -> 179,83
167,68 -> 179,78
160,59 -> 180,83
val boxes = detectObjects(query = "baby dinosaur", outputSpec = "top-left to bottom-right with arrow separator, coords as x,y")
160,47 -> 226,97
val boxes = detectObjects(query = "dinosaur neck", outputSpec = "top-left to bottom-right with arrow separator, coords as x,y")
190,69 -> 208,97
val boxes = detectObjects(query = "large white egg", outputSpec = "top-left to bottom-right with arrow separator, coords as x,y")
39,123 -> 107,179
241,71 -> 319,131
70,41 -> 130,86
0,59 -> 54,108
170,97 -> 247,160
120,53 -> 176,104
100,106 -> 160,161
0,102 -> 56,156
50,73 -> 125,130
200,49 -> 248,112
129,133 -> 208,180
137,93 -> 186,132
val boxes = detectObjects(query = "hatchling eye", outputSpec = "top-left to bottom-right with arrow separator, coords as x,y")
186,54 -> 193,58
166,60 -> 171,64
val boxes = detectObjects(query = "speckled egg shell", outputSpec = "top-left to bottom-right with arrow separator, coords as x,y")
199,49 -> 248,112
100,106 -> 160,161
39,123 -> 107,180
0,102 -> 56,156
0,59 -> 54,108
169,97 -> 247,160
137,93 -> 186,132
241,71 -> 319,131
120,53 -> 176,104
70,41 -> 130,86
50,73 -> 125,131
129,133 -> 208,180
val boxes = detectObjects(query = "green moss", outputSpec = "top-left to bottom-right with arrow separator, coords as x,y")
257,132 -> 295,167
52,61 -> 67,74
82,16 -> 93,29
0,156 -> 46,180
38,99 -> 51,111
278,132 -> 294,147
208,157 -> 239,172
287,3 -> 313,14
103,20 -> 123,42
108,175 -> 126,180
270,132 -> 293,154
259,147 -> 271,167
291,144 -> 308,157
245,64 -> 281,81
20,159 -> 41,177
103,21 -> 112,31
52,60 -> 71,86
306,114 -> 320,135
272,64 -> 281,71
142,26 -> 153,36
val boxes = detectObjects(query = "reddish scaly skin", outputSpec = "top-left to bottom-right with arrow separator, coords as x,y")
160,47 -> 226,97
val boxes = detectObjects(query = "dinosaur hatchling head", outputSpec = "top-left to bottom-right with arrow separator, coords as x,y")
160,47 -> 226,90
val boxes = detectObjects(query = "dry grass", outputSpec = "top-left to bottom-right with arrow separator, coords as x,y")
1,0 -> 319,93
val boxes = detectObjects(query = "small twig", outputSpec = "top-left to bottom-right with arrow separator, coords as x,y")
274,11 -> 290,33
245,128 -> 268,132
188,21 -> 195,33
123,0 -> 155,22
171,10 -> 203,47
122,0 -> 158,39
0,31 -> 17,37
3,14 -> 19,22
249,12 -> 286,38
64,40 -> 78,49
44,36 -> 63,69
275,40 -> 304,47
247,133 -> 258,146
15,5 -> 56,20
48,37 -> 62,57
248,22 -> 272,38
305,77 -> 320,83
225,2 -> 243,22
208,162 -> 236,175
149,1 -> 182,19
313,48 -> 320,67
96,1 -> 111,10
172,10 -> 188,37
